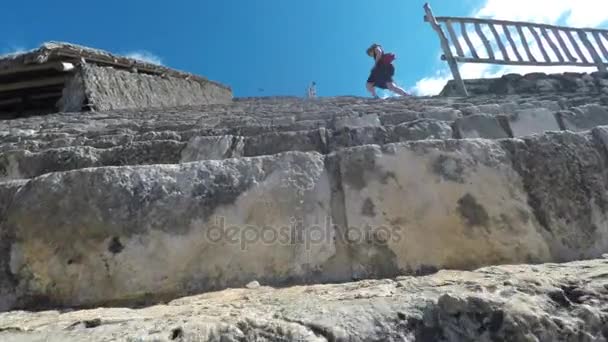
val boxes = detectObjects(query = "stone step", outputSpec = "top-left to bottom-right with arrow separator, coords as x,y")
3,101 -> 608,180
4,99 -> 607,154
2,126 -> 608,310
0,93 -> 604,158
0,120 -> 453,180
1,259 -> 605,340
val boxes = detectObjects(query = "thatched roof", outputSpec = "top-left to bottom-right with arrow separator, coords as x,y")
0,42 -> 230,91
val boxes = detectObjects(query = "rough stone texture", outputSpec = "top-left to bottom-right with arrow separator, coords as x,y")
390,119 -> 453,141
1,259 -> 608,341
379,110 -> 420,125
0,142 -> 186,180
6,128 -> 608,310
76,64 -> 233,111
3,72 -> 608,339
453,114 -> 509,139
180,135 -> 241,162
0,181 -> 26,312
506,108 -> 561,137
57,70 -> 87,113
337,140 -> 551,278
560,105 -> 608,132
502,131 -> 608,261
422,108 -> 462,121
4,152 -> 334,308
242,129 -> 328,156
332,114 -> 381,130
442,72 -> 608,97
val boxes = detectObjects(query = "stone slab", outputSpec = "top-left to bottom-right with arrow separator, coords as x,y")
453,114 -> 509,139
332,114 -> 381,130
507,108 -> 561,137
390,119 -> 453,141
75,64 -> 233,111
336,140 -> 551,278
560,105 -> 608,132
502,131 -> 608,260
421,108 -> 462,121
3,152 -> 334,308
1,259 -> 607,341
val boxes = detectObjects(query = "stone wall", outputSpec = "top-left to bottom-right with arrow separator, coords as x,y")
59,64 -> 233,112
3,127 -> 608,309
441,72 -> 608,97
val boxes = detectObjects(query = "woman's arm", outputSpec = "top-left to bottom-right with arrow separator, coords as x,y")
374,47 -> 383,63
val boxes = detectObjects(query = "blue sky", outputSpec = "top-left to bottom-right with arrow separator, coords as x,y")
2,0 -> 607,97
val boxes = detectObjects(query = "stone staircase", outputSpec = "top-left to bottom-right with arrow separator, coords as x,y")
2,72 -> 608,317
1,91 -> 607,180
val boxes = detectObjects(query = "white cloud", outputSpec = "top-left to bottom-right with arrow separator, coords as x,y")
413,0 -> 608,96
476,0 -> 608,27
125,51 -> 163,65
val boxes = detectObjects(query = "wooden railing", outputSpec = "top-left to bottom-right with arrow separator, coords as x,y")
423,3 -> 608,96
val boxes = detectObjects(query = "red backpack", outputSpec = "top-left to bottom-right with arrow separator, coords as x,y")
381,53 -> 396,64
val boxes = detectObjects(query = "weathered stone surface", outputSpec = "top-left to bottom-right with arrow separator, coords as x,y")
0,141 -> 186,180
3,74 -> 608,324
242,129 -> 328,156
421,108 -> 462,121
0,181 -> 26,312
4,152 -> 334,308
180,135 -> 241,162
560,105 -> 608,132
79,65 -> 233,111
4,126 -> 608,310
329,127 -> 388,150
390,119 -> 453,141
57,70 -> 87,113
379,111 -> 420,125
332,114 -> 381,130
506,108 -> 561,137
453,114 -> 509,139
336,140 -> 551,278
502,131 -> 608,261
442,72 -> 608,97
1,259 -> 607,341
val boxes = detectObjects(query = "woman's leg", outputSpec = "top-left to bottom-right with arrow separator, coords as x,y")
387,82 -> 410,96
366,82 -> 378,97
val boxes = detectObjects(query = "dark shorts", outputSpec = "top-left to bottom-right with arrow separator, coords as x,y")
367,63 -> 395,89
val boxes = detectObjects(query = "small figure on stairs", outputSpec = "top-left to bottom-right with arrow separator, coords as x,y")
366,44 -> 410,98
306,81 -> 317,98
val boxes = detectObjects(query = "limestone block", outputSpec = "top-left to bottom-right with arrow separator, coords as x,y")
390,119 -> 453,141
329,127 -> 388,150
336,140 -> 551,278
475,104 -> 502,114
243,129 -> 328,156
453,114 -> 509,139
0,141 -> 186,180
560,105 -> 608,132
507,108 -> 561,137
421,108 -> 462,121
77,64 -> 232,111
333,114 -> 381,130
181,135 -> 242,161
592,126 -> 608,150
0,148 -> 99,180
1,258 -> 608,340
502,131 -> 608,260
379,111 -> 420,125
0,180 -> 27,312
4,152 -> 334,308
